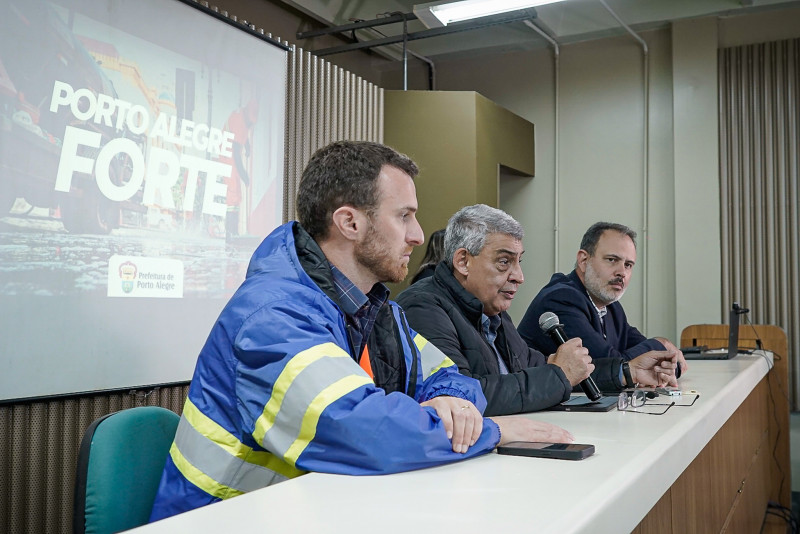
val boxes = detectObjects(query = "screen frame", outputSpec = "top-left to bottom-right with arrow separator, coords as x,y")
174,0 -> 291,53
0,0 -> 290,403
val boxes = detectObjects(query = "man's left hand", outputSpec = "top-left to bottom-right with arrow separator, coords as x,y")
630,350 -> 679,387
421,396 -> 483,454
655,337 -> 687,376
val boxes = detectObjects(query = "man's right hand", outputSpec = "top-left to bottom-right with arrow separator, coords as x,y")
421,396 -> 483,454
547,337 -> 594,386
489,416 -> 574,446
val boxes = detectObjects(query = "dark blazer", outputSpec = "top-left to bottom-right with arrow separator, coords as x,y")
518,270 -> 665,361
397,262 -> 625,416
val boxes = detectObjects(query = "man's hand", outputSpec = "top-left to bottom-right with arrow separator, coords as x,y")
547,337 -> 594,386
630,350 -> 679,387
421,396 -> 483,453
655,337 -> 687,376
489,416 -> 574,446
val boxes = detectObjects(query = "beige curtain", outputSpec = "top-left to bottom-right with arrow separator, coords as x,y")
718,38 -> 800,408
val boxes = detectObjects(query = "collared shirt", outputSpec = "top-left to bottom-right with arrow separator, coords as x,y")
587,292 -> 623,385
330,263 -> 390,360
588,291 -> 608,339
481,313 -> 509,374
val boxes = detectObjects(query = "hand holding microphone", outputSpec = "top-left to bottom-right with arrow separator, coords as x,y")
548,338 -> 595,386
539,312 -> 603,401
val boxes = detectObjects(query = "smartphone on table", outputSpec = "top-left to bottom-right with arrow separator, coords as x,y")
496,441 -> 595,460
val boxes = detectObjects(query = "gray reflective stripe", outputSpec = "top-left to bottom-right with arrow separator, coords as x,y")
260,353 -> 367,455
173,416 -> 288,493
417,336 -> 454,379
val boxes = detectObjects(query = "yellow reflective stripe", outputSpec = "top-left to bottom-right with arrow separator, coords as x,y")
429,356 -> 455,375
169,442 -> 244,500
284,374 -> 373,466
414,334 -> 455,376
183,398 -> 303,480
183,398 -> 247,459
252,342 -> 351,444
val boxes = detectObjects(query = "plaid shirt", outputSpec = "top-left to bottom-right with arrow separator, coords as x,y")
329,263 -> 390,360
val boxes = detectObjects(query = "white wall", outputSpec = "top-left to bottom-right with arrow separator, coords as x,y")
423,29 -> 679,341
384,7 -> 800,343
672,17 -> 722,338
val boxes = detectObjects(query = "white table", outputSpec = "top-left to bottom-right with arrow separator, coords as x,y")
130,351 -> 775,534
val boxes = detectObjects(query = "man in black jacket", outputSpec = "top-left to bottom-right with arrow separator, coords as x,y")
397,205 -> 678,416
518,222 -> 687,375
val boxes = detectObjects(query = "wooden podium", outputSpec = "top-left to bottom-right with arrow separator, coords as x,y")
636,324 -> 791,533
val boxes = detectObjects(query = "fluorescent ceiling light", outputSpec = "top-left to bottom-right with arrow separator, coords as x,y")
414,0 -> 568,28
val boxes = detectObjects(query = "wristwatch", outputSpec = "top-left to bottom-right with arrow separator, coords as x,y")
622,361 -> 634,388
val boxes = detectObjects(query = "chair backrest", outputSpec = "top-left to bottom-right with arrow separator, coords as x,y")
73,406 -> 180,534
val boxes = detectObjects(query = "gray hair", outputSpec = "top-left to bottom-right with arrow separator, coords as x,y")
444,204 -> 524,267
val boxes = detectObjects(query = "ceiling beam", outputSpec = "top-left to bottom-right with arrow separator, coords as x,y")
306,8 -> 538,57
297,13 -> 416,40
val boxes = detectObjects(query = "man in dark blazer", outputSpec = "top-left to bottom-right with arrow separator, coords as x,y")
397,207 -> 678,416
518,222 -> 687,376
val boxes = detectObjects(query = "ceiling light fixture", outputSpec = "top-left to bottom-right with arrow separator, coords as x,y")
413,0 -> 568,28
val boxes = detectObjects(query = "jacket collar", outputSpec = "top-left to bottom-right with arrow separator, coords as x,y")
433,261 -> 488,325
567,269 -> 586,292
569,269 -> 618,322
293,223 -> 341,306
569,269 -> 609,310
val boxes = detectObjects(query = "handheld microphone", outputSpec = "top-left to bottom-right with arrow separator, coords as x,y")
538,312 -> 603,401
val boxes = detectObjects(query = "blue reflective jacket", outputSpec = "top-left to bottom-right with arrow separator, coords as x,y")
150,222 -> 501,521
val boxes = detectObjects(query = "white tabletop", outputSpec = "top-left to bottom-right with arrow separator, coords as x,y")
130,351 -> 773,534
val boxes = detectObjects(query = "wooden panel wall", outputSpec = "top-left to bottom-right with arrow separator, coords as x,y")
630,324 -> 789,533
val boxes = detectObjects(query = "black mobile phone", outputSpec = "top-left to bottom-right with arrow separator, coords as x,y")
496,441 -> 595,460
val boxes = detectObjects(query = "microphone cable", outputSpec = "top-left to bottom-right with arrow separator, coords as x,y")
766,500 -> 799,534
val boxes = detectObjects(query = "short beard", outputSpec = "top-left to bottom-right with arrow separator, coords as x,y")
355,222 -> 408,284
584,261 -> 625,306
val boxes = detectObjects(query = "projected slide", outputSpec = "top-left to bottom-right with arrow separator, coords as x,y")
0,0 -> 287,401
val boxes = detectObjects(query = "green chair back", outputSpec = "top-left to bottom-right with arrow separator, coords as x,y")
73,406 -> 179,534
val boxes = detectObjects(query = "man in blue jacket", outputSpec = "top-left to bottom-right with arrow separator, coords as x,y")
150,141 -> 572,521
518,222 -> 686,375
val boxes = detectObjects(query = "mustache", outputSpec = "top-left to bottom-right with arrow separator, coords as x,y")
609,277 -> 624,285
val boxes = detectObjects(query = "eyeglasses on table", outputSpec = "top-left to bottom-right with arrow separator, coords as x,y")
617,389 -> 700,415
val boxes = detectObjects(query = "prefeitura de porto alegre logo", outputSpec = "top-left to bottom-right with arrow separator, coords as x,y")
118,260 -> 138,293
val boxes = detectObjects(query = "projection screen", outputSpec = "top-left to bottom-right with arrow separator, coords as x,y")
0,0 -> 288,402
